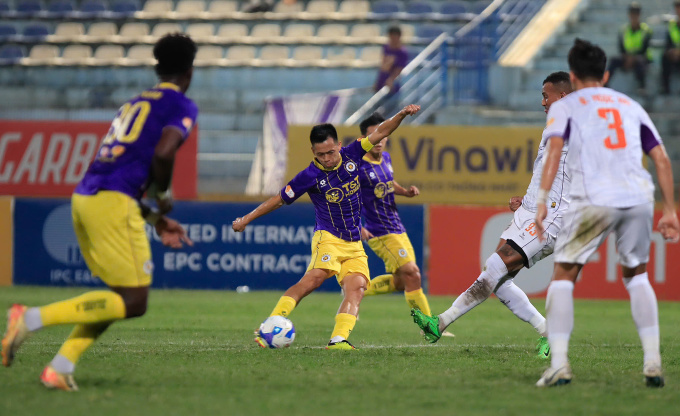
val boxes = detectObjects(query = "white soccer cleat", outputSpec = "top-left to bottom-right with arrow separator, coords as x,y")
536,364 -> 572,387
643,363 -> 664,388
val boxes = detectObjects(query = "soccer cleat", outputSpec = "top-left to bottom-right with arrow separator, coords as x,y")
643,363 -> 665,388
411,308 -> 441,343
536,364 -> 572,387
2,304 -> 29,367
40,365 -> 78,392
254,335 -> 268,348
536,336 -> 550,359
442,330 -> 455,338
326,340 -> 356,350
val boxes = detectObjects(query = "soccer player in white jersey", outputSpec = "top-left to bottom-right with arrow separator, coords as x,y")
534,39 -> 679,388
412,71 -> 574,358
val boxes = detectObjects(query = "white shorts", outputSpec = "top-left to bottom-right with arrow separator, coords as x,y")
554,201 -> 653,267
500,205 -> 562,268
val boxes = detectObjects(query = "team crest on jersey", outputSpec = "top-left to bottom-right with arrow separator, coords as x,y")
551,201 -> 556,208
321,254 -> 332,262
325,188 -> 344,203
345,161 -> 357,172
285,185 -> 295,198
143,260 -> 154,275
398,249 -> 408,258
374,183 -> 387,198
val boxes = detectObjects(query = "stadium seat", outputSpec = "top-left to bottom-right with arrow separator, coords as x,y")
22,23 -> 50,39
326,46 -> 356,63
126,44 -> 154,65
208,0 -> 237,14
61,44 -> 93,65
110,0 -> 138,14
471,0 -> 491,14
371,0 -> 400,14
0,45 -> 25,63
225,45 -> 256,63
16,0 -> 43,14
250,24 -> 281,39
416,25 -> 445,40
87,22 -> 118,41
317,24 -> 348,40
194,45 -> 223,65
142,0 -> 173,16
80,0 -> 107,15
306,1 -> 336,13
338,0 -> 369,14
440,1 -> 467,16
350,24 -> 381,39
26,44 -> 60,62
47,0 -> 75,15
259,46 -> 289,64
94,45 -> 125,64
51,22 -> 85,42
359,46 -> 382,64
186,23 -> 215,41
0,24 -> 16,41
272,1 -> 303,13
151,23 -> 183,38
401,24 -> 415,41
175,0 -> 206,16
118,22 -> 150,42
283,24 -> 315,40
0,0 -> 10,13
406,1 -> 434,15
217,24 -> 248,40
292,46 -> 323,64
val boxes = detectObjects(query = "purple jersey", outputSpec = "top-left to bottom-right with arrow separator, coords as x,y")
75,83 -> 198,200
280,138 -> 374,242
358,152 -> 406,237
375,45 -> 409,92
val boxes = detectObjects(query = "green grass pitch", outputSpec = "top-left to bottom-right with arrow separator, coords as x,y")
1,286 -> 678,416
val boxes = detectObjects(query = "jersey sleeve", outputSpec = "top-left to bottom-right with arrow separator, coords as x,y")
544,101 -> 571,142
638,106 -> 663,154
165,97 -> 199,141
280,167 -> 316,205
343,137 -> 374,160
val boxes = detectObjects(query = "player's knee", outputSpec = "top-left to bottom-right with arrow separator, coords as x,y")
123,293 -> 148,318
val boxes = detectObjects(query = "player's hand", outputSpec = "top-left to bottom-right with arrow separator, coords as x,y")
155,217 -> 193,249
405,185 -> 420,198
400,104 -> 421,117
534,205 -> 548,242
361,227 -> 374,241
157,197 -> 173,215
232,217 -> 248,232
657,211 -> 680,243
509,196 -> 523,212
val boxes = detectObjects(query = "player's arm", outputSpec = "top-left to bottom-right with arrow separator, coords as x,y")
648,145 -> 680,242
139,201 -> 192,249
534,136 -> 564,239
393,180 -> 419,198
150,127 -> 184,214
366,104 -> 420,146
232,195 -> 285,232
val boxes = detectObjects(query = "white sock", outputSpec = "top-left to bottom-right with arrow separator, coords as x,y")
50,354 -> 75,375
495,280 -> 547,337
439,253 -> 508,330
546,280 -> 574,369
623,272 -> 661,365
330,335 -> 345,344
24,307 -> 43,332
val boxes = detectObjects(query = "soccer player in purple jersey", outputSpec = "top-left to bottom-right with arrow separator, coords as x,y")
2,34 -> 197,391
356,113 -> 454,336
232,105 -> 421,350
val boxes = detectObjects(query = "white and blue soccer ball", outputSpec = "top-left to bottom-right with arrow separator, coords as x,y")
258,316 -> 296,348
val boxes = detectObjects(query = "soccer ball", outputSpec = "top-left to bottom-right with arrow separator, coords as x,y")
258,316 -> 296,348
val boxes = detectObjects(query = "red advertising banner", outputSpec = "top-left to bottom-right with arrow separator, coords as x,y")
0,120 -> 197,199
429,205 -> 680,301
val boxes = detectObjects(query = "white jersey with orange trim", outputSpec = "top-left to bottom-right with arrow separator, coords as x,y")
544,87 -> 662,208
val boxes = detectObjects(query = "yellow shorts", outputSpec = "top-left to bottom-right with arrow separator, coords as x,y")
366,232 -> 416,274
307,230 -> 370,285
72,191 -> 152,288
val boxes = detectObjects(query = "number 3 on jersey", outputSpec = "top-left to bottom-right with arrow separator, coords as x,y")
103,101 -> 151,145
597,108 -> 627,149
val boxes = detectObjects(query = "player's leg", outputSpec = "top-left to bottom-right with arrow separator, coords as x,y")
269,268 -> 331,318
615,202 -> 663,387
327,273 -> 367,349
632,56 -> 648,90
363,235 -> 398,296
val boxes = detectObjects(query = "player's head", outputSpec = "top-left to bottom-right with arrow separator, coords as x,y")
628,2 -> 641,25
541,71 -> 573,113
567,38 -> 609,88
387,26 -> 402,46
153,33 -> 197,93
310,123 -> 341,169
360,112 -> 387,158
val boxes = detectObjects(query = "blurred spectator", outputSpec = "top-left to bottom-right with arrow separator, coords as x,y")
374,26 -> 409,93
661,0 -> 680,94
607,2 -> 653,93
244,0 -> 297,13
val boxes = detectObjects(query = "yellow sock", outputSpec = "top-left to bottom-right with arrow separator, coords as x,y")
330,313 -> 357,340
405,288 -> 432,316
270,296 -> 297,318
364,274 -> 396,296
39,291 -> 126,327
56,322 -> 110,367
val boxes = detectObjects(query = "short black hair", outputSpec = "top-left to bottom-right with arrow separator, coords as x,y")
359,112 -> 386,136
387,26 -> 402,36
568,38 -> 607,82
543,71 -> 572,92
310,123 -> 338,145
153,33 -> 197,77
628,1 -> 641,12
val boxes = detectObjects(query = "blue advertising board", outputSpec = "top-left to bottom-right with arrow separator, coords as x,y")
13,198 -> 424,291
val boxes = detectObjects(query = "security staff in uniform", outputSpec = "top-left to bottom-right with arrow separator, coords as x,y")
661,0 -> 680,94
607,2 -> 653,93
